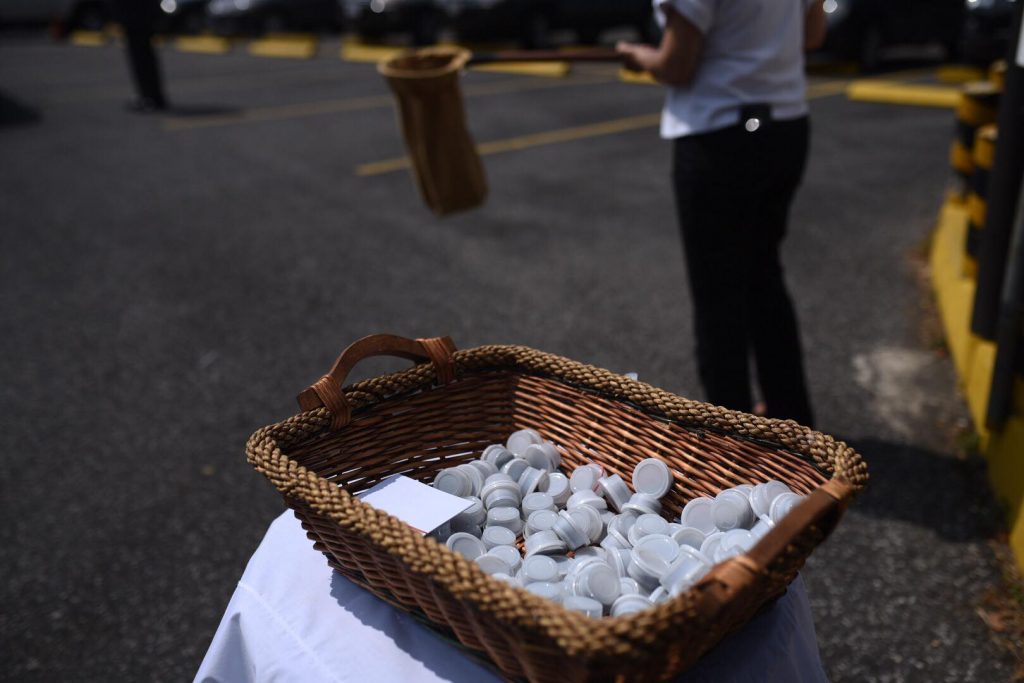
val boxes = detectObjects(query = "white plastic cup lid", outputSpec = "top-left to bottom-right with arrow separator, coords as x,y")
525,529 -> 567,556
717,529 -> 756,560
537,441 -> 561,470
611,593 -> 652,616
501,457 -> 531,482
566,505 -> 603,543
446,532 -> 487,560
434,468 -> 471,497
563,595 -> 603,617
552,513 -> 588,550
524,581 -> 563,602
468,459 -> 498,480
526,508 -> 559,533
634,513 -> 670,538
712,489 -> 754,531
634,534 -> 679,564
622,492 -> 662,517
523,443 -> 555,472
574,562 -> 621,606
567,489 -> 608,512
671,526 -> 706,550
734,483 -> 754,498
769,492 -> 802,524
490,572 -> 518,586
680,496 -> 717,534
522,554 -> 559,583
456,496 -> 485,524
506,428 -> 544,456
699,532 -> 725,558
632,458 -> 672,498
619,576 -> 641,595
481,524 -> 516,549
482,444 -> 515,469
660,547 -> 711,595
597,474 -> 632,512
486,506 -> 523,534
455,464 -> 485,496
542,472 -> 571,506
633,544 -> 672,579
573,545 -> 606,560
518,467 -> 548,497
569,463 -> 604,493
606,548 -> 631,578
648,586 -> 670,604
626,554 -> 662,591
522,491 -> 555,517
475,553 -> 512,575
487,544 -> 522,573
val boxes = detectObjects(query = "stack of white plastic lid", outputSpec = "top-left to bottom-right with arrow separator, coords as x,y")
426,430 -> 806,618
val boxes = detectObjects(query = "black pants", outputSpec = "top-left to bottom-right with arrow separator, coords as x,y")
114,0 -> 166,105
672,116 -> 814,426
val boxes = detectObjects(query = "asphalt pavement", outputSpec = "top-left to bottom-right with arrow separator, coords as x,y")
0,34 -> 1016,681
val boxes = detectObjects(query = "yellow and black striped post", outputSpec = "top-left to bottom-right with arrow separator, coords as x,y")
950,81 -> 1000,200
964,125 -> 998,278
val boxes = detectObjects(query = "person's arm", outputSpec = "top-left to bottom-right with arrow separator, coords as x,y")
804,0 -> 826,51
616,7 -> 703,87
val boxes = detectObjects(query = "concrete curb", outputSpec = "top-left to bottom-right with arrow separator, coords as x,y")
930,196 -> 1024,570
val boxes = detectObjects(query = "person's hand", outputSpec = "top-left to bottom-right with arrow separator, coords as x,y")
616,41 -> 645,72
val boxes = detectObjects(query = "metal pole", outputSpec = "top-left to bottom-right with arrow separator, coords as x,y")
986,175 -> 1024,429
971,0 -> 1024,340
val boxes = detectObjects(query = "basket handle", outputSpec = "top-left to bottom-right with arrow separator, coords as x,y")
297,334 -> 457,430
692,477 -> 853,616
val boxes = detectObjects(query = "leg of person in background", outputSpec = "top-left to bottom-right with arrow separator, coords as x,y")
748,117 -> 815,427
673,128 -> 757,414
115,0 -> 167,111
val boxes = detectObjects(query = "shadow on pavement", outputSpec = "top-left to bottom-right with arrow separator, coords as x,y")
0,91 -> 41,127
164,104 -> 241,118
844,437 -> 1003,542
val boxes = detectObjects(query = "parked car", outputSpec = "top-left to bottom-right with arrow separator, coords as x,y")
444,0 -> 655,48
0,0 -> 111,31
961,0 -> 1018,65
206,0 -> 342,35
821,0 -> 965,70
341,0 -> 444,46
158,0 -> 212,33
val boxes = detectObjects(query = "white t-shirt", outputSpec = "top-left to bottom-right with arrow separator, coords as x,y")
654,0 -> 814,138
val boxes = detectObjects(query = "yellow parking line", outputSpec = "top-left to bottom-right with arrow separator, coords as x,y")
356,112 -> 661,176
340,39 -> 406,63
69,30 -> 107,46
175,35 -> 232,54
163,73 -> 611,131
355,75 -> 850,177
618,68 -> 658,86
472,62 -> 571,78
847,81 -> 961,108
249,34 -> 318,59
937,64 -> 986,84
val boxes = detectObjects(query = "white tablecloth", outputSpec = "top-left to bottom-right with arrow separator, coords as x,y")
195,512 -> 828,683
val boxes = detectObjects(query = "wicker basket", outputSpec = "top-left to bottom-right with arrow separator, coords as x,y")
246,334 -> 868,682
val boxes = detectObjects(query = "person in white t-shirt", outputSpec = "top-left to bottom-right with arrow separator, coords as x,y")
617,0 -> 826,427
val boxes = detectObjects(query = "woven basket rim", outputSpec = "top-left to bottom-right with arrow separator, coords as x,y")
246,343 -> 868,658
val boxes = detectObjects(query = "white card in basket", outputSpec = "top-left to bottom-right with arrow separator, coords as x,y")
358,474 -> 474,535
